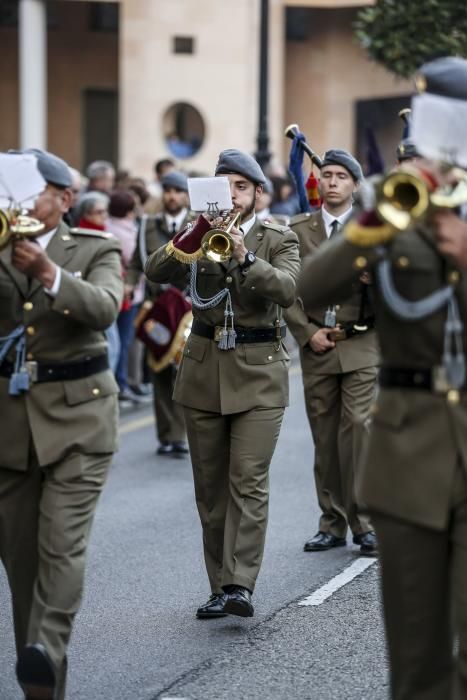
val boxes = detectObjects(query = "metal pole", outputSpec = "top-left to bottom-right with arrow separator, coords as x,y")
19,0 -> 47,149
255,0 -> 271,169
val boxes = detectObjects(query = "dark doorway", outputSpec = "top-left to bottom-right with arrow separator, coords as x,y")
82,88 -> 119,169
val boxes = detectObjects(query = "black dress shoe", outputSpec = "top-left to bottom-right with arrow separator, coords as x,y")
303,531 -> 347,552
353,531 -> 378,557
157,442 -> 174,455
196,593 -> 228,619
171,441 -> 189,455
223,586 -> 254,618
16,644 -> 56,700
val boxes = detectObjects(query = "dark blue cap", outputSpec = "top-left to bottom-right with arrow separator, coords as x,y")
161,170 -> 188,192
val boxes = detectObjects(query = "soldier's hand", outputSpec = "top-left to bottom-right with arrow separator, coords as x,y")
309,328 -> 336,354
11,238 -> 58,288
433,211 -> 467,270
230,227 -> 248,264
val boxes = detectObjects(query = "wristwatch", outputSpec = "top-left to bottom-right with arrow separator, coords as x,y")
240,250 -> 256,272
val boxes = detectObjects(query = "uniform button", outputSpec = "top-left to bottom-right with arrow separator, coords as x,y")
200,267 -> 206,272
26,352 -> 34,360
447,389 -> 460,405
448,270 -> 460,284
267,355 -> 273,361
26,326 -> 35,336
250,286 -> 256,290
353,256 -> 367,270
397,256 -> 410,268
369,403 -> 379,416
61,234 -> 71,241
335,305 -> 340,311
226,276 -> 233,284
23,301 -> 33,311
63,309 -> 70,315
92,387 -> 100,396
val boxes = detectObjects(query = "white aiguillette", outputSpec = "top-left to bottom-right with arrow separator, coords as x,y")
187,176 -> 232,214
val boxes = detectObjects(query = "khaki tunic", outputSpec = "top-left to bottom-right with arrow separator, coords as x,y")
145,217 -> 300,592
285,210 -> 378,537
298,219 -> 467,700
0,221 -> 123,690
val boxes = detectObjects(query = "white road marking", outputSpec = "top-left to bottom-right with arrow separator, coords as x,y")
298,557 -> 377,607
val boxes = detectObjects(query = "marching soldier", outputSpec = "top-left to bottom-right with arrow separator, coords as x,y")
285,150 -> 379,556
145,150 -> 300,618
298,57 -> 467,699
0,149 -> 123,699
127,171 -> 192,456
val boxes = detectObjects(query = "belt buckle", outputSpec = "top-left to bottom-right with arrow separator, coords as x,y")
214,326 -> 223,343
432,366 -> 456,395
24,361 -> 38,383
328,328 -> 347,342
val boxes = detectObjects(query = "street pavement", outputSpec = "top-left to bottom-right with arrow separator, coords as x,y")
0,367 -> 389,700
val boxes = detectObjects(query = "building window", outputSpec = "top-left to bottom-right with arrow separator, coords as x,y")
173,36 -> 195,55
163,103 -> 205,159
0,0 -> 18,26
89,2 -> 119,33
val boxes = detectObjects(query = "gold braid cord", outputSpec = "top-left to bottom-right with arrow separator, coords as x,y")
344,219 -> 396,247
165,239 -> 203,264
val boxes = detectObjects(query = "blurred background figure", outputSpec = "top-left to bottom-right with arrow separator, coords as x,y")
86,160 -> 116,195
255,177 -> 274,221
145,158 -> 176,214
106,190 -> 147,406
76,191 -> 109,230
270,174 -> 300,219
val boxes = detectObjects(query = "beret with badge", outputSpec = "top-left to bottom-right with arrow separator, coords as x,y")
321,149 -> 363,182
215,149 -> 266,185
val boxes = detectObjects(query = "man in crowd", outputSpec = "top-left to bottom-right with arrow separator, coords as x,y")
285,149 -> 379,556
145,149 -> 300,618
145,158 -> 176,213
298,56 -> 467,699
86,160 -> 115,195
0,149 -> 123,699
127,170 -> 191,456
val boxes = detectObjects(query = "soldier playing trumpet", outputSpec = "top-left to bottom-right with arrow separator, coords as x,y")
145,149 -> 300,619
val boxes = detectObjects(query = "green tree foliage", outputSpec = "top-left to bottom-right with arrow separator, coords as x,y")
354,0 -> 467,78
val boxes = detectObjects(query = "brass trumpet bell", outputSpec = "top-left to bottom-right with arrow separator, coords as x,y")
377,171 -> 431,231
201,211 -> 241,263
0,208 -> 45,251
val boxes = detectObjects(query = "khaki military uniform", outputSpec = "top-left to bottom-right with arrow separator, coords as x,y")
127,213 -> 193,445
299,221 -> 467,699
0,221 -> 123,696
285,210 -> 379,538
145,218 -> 300,593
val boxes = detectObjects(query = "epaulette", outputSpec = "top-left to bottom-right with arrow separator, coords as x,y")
262,220 -> 290,234
70,227 -> 115,240
289,212 -> 312,226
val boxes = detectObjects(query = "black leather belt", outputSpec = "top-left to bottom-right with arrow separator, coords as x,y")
379,367 -> 466,394
0,354 -> 109,383
308,316 -> 375,341
192,319 -> 286,343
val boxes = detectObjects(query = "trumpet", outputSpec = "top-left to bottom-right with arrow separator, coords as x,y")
376,165 -> 467,231
201,211 -> 241,263
0,208 -> 44,251
284,123 -> 323,169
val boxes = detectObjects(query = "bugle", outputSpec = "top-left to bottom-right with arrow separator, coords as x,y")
0,208 -> 44,251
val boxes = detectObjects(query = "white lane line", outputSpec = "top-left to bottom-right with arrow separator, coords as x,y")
298,557 -> 377,607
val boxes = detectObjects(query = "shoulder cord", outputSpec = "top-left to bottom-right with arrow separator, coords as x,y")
0,325 -> 30,395
376,252 -> 465,389
189,262 -> 236,350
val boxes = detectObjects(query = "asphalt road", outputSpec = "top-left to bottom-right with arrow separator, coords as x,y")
0,368 -> 389,700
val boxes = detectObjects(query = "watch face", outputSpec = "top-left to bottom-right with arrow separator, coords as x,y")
247,252 -> 255,263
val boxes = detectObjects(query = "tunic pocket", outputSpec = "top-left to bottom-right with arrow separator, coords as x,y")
183,335 -> 207,363
64,370 -> 119,406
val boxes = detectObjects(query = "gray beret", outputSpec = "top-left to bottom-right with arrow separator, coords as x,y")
161,170 -> 188,192
321,149 -> 363,182
23,148 -> 73,188
415,56 -> 467,100
215,149 -> 266,185
397,138 -> 420,162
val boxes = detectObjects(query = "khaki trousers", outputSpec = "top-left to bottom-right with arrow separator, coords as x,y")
184,406 -> 284,594
152,365 -> 186,443
0,450 -> 111,698
372,463 -> 467,700
303,366 -> 377,537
